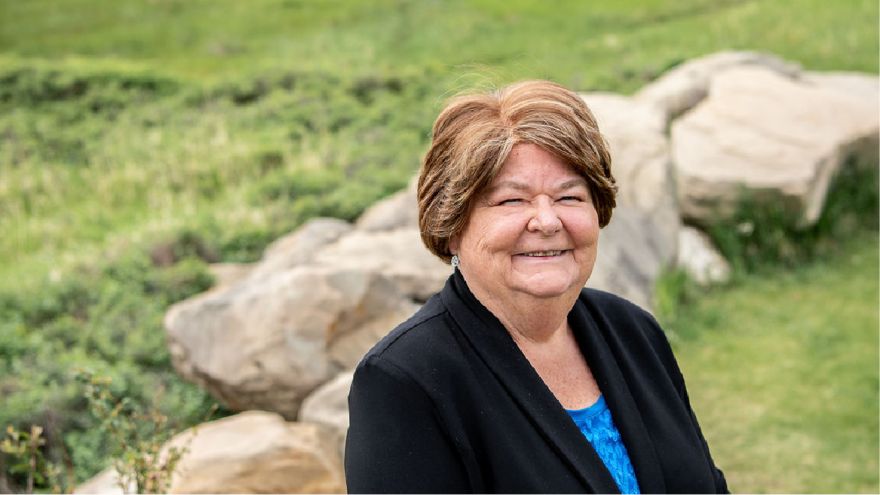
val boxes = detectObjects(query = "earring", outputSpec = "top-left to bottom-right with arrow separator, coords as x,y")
451,254 -> 459,268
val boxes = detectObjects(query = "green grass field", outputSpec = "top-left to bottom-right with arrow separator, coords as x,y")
672,234 -> 879,494
0,0 -> 877,491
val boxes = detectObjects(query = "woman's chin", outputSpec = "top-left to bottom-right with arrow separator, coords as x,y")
509,272 -> 584,299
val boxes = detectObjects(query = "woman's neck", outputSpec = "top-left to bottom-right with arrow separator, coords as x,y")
465,277 -> 580,345
467,277 -> 601,409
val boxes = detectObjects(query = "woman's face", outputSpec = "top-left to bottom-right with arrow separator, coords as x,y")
450,143 -> 600,302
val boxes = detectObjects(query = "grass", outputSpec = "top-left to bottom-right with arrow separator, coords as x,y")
2,0 -> 877,83
1,0 -> 877,295
670,233 -> 880,494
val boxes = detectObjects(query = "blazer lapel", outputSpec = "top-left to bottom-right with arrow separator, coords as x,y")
570,300 -> 667,494
441,271 -> 620,493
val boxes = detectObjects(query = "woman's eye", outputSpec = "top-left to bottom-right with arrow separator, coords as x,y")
560,196 -> 583,202
498,198 -> 524,205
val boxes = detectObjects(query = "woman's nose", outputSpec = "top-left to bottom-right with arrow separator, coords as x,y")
527,197 -> 562,235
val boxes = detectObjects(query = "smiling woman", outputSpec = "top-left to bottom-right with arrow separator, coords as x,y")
344,80 -> 728,494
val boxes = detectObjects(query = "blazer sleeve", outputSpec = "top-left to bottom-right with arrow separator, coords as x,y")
344,355 -> 471,494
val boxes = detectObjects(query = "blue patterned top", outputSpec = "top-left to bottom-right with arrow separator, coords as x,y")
566,395 -> 641,494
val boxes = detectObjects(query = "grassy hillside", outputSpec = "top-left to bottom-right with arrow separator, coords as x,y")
672,233 -> 879,494
2,0 -> 877,81
1,0 -> 878,293
1,0 -> 877,491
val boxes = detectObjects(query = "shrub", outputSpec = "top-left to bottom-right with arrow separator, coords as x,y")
2,370 -> 216,494
0,247 -> 223,490
705,154 -> 879,274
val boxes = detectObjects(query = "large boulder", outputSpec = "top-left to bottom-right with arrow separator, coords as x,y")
671,66 -> 879,227
800,70 -> 880,107
74,412 -> 345,494
165,266 -> 418,419
165,411 -> 345,494
677,226 -> 731,286
248,217 -> 353,280
207,262 -> 254,289
74,468 -> 130,494
355,175 -> 419,232
635,50 -> 801,121
587,205 -> 672,312
299,371 -> 354,459
314,227 -> 452,302
581,92 -> 680,262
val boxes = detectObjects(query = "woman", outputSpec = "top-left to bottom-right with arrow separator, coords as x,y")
344,80 -> 728,494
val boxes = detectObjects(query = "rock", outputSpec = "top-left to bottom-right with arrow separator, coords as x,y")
800,70 -> 880,105
249,217 -> 353,280
74,468 -> 129,494
671,66 -> 879,227
636,50 -> 801,121
587,205 -> 671,312
581,92 -> 680,262
327,305 -> 419,370
165,266 -> 417,419
208,262 -> 254,289
299,371 -> 354,459
314,228 -> 453,302
165,411 -> 344,494
355,176 -> 419,232
75,412 -> 346,494
677,226 -> 731,285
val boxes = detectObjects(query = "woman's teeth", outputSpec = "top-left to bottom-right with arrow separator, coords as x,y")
523,250 -> 562,257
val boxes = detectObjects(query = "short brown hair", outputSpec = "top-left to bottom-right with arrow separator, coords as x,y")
418,79 -> 617,263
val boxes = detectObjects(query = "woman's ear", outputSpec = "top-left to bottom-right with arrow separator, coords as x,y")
448,234 -> 459,256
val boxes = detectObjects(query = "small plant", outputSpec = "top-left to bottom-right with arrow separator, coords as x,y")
73,368 -> 216,494
653,267 -> 699,341
2,369 -> 216,494
1,425 -> 67,494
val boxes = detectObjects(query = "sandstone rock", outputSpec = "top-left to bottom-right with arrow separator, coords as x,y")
671,66 -> 879,227
314,227 -> 453,302
677,226 -> 731,286
328,305 -> 419,369
299,371 -> 354,459
581,92 -> 679,261
74,468 -> 129,494
587,205 -> 672,312
800,70 -> 880,105
636,51 -> 801,121
165,266 -> 416,419
355,175 -> 419,232
249,217 -> 353,280
165,411 -> 344,494
208,262 -> 254,289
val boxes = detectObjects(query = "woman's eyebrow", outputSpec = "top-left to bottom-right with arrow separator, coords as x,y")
486,178 -> 588,194
556,178 -> 589,191
486,180 -> 531,194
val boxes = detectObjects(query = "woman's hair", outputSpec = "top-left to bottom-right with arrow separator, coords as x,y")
418,79 -> 617,263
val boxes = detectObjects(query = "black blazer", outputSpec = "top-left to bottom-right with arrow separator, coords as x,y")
345,270 -> 728,493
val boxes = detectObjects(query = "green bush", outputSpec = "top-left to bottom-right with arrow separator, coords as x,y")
0,248 -> 222,490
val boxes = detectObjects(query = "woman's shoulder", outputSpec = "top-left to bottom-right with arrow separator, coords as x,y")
356,292 -> 460,371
